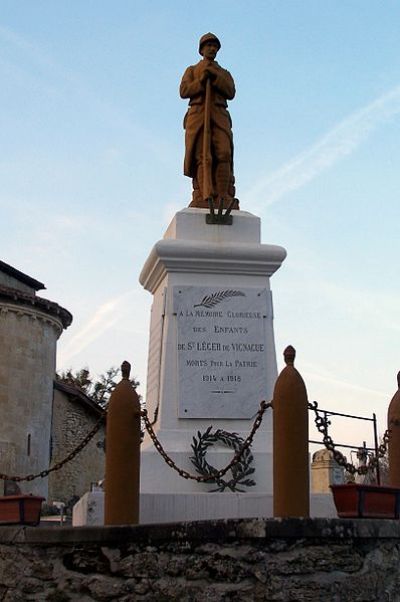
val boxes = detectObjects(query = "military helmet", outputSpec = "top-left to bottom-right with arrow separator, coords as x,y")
198,32 -> 221,55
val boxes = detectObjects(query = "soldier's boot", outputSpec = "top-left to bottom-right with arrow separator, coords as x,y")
189,163 -> 212,208
216,161 -> 236,209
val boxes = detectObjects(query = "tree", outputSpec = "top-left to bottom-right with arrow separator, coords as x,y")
56,366 -> 140,409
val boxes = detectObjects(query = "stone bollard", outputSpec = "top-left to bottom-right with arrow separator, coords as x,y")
273,346 -> 309,517
104,361 -> 141,525
388,371 -> 400,488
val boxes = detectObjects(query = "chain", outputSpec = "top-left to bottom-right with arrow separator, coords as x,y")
149,405 -> 159,427
2,395 -> 390,483
141,399 -> 271,482
0,414 -> 105,483
308,400 -> 390,475
0,398 -> 269,484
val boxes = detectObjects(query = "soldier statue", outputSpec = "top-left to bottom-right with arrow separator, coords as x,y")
180,33 -> 239,209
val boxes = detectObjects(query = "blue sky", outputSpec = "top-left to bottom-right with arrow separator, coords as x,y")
2,1 -> 400,450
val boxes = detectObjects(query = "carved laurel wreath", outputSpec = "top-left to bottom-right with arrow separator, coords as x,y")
190,426 -> 256,492
194,290 -> 245,309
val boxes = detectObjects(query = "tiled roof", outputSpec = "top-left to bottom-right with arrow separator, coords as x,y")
54,381 -> 106,417
0,260 -> 45,291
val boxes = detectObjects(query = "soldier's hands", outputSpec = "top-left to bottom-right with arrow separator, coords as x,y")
199,70 -> 209,85
199,63 -> 217,84
207,67 -> 217,81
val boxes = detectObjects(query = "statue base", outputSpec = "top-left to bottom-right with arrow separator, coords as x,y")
72,492 -> 338,526
139,208 -> 286,498
189,197 -> 240,210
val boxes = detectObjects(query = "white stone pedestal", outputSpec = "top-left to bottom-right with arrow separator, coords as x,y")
72,492 -> 338,526
139,208 -> 286,508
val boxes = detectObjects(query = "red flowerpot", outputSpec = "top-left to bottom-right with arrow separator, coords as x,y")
0,495 -> 45,526
331,483 -> 400,519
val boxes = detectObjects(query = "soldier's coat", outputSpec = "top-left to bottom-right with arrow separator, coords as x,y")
180,60 -> 235,178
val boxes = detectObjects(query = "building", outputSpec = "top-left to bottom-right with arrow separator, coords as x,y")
49,381 -> 105,508
0,260 -> 104,502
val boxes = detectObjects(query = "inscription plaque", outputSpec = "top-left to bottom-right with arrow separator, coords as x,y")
173,286 -> 271,419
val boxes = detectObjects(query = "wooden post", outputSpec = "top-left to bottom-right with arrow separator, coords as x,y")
273,346 -> 310,517
388,371 -> 400,488
104,361 -> 141,525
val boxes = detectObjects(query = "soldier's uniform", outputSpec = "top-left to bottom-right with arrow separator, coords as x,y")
180,33 -> 237,208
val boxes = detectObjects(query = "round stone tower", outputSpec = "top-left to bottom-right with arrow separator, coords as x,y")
0,261 -> 72,498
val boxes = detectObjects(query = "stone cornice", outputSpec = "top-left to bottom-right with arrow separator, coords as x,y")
0,285 -> 72,330
0,302 -> 65,336
140,239 -> 287,294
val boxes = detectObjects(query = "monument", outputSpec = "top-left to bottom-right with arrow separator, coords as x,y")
138,34 -> 286,521
311,449 -> 345,494
74,35 -> 339,526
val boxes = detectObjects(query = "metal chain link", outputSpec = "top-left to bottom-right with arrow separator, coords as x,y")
141,399 -> 271,482
1,394 -> 390,483
0,414 -> 105,482
0,399 -> 270,484
308,400 -> 390,475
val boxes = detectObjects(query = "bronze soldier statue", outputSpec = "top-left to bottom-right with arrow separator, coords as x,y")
180,33 -> 239,209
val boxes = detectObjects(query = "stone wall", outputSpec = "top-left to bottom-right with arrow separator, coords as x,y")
0,263 -> 71,499
48,388 -> 105,507
0,518 -> 399,601
0,304 -> 63,498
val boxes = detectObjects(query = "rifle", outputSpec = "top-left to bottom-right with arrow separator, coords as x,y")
202,76 -> 212,202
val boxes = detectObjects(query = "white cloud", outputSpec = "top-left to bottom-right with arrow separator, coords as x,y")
247,84 -> 400,208
0,24 -> 175,165
291,260 -> 400,334
58,290 -> 135,365
0,25 -> 56,70
303,364 -> 388,400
